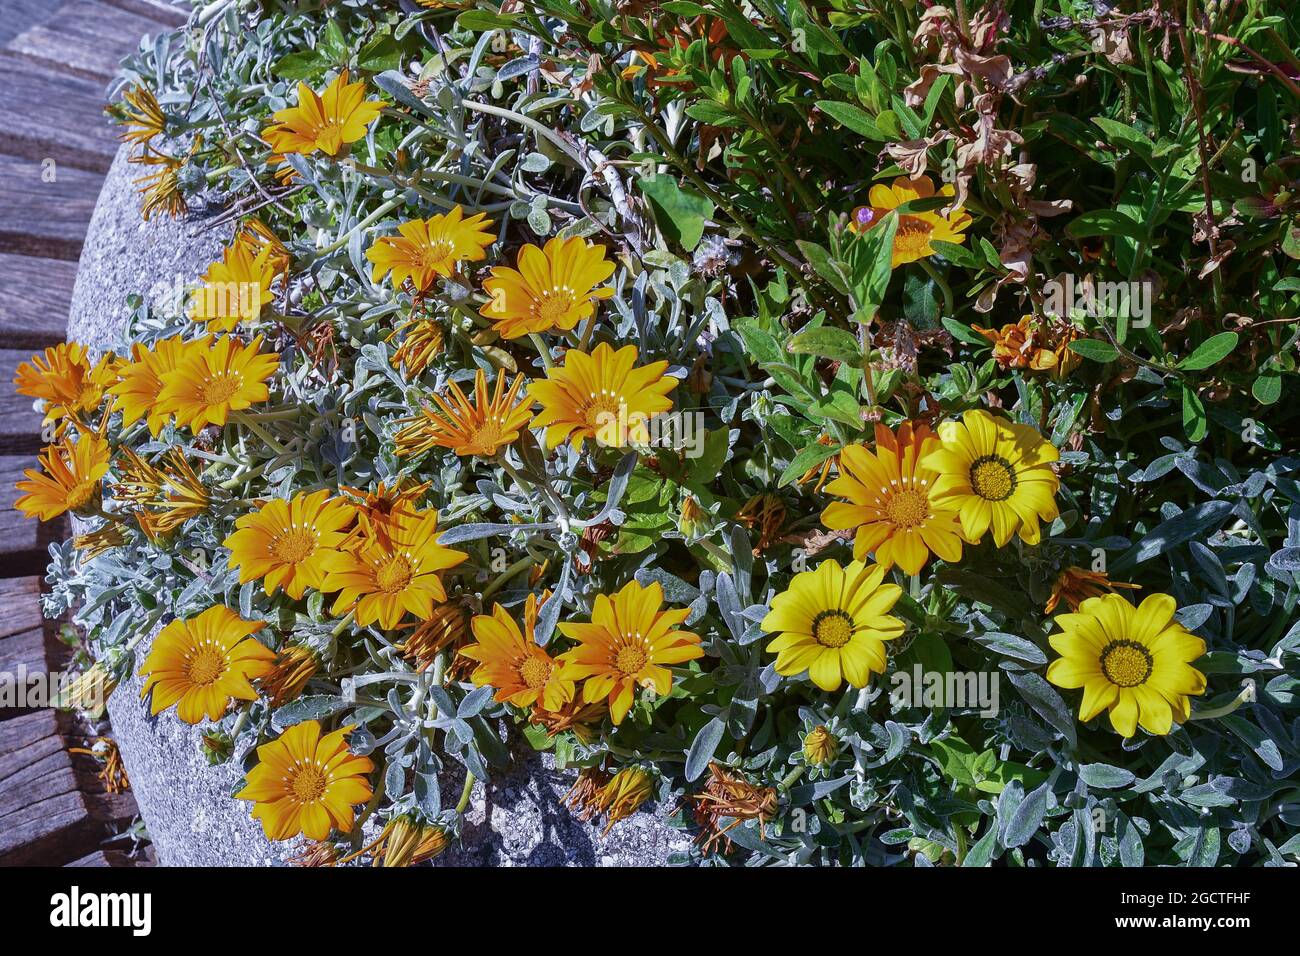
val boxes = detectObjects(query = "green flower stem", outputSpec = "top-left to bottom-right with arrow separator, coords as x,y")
1188,680 -> 1256,721
918,258 -> 955,317
455,772 -> 476,815
315,195 -> 405,258
779,765 -> 805,791
330,609 -> 357,638
480,555 -> 534,602
527,332 -> 555,370
231,411 -> 290,457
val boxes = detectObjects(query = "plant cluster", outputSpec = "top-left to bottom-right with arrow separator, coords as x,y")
14,0 -> 1300,866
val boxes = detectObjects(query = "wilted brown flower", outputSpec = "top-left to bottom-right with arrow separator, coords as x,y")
73,522 -> 128,561
69,737 -> 130,794
565,766 -> 655,835
288,841 -> 339,867
796,435 -> 839,493
973,316 -> 1081,379
1045,566 -> 1141,615
736,493 -> 786,552
528,697 -> 607,744
692,761 -> 778,854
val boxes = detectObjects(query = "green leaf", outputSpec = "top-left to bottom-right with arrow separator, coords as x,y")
1178,331 -> 1239,371
638,175 -> 715,251
1068,339 -> 1120,363
1182,384 -> 1207,442
357,34 -> 401,72
796,240 -> 850,295
814,100 -> 886,140
846,211 -> 898,317
787,326 -> 863,364
1253,368 -> 1282,405
778,440 -> 841,487
273,49 -> 328,80
684,101 -> 744,128
942,318 -> 990,347
1066,209 -> 1147,243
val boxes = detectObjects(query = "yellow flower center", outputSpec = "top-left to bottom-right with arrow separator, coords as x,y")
288,763 -> 329,804
811,610 -> 854,648
375,555 -> 414,594
614,642 -> 648,676
885,488 -> 929,528
421,239 -> 455,266
1100,640 -> 1153,688
270,527 -> 317,565
198,372 -> 243,406
969,455 -> 1017,502
518,655 -> 551,689
185,643 -> 226,686
531,286 -> 577,327
65,480 -> 98,512
892,214 -> 935,261
467,422 -> 504,453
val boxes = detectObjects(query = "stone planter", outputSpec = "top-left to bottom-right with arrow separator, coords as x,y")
67,146 -> 691,866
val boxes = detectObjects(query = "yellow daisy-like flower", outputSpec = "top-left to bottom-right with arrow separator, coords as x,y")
235,720 -> 374,841
821,421 -> 966,575
556,579 -> 703,725
188,240 -> 276,332
461,594 -> 575,712
131,145 -> 188,220
114,446 -> 211,540
528,342 -> 677,450
107,335 -> 198,435
13,342 -> 119,429
15,433 -> 111,521
920,409 -> 1060,547
761,559 -> 905,692
1046,593 -> 1208,738
156,335 -> 279,430
850,174 -> 972,268
116,84 -> 166,146
394,368 -> 533,458
480,236 -> 615,339
320,507 -> 467,629
261,70 -> 384,158
138,605 -> 276,724
223,489 -> 356,599
366,207 -> 496,293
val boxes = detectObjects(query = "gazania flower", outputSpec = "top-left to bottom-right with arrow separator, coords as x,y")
528,697 -> 607,743
224,490 -> 356,599
115,84 -> 166,146
156,335 -> 278,430
479,236 -> 615,339
138,605 -> 276,724
556,579 -> 702,725
235,218 -> 292,281
797,434 -> 839,492
565,766 -> 655,835
529,342 -> 677,450
188,240 -> 276,331
320,507 -> 467,628
388,317 -> 445,379
235,720 -> 374,841
14,342 -> 119,428
261,70 -> 383,158
370,816 -> 450,867
131,144 -> 191,220
58,662 -> 119,718
461,594 -> 574,711
761,559 -> 905,691
920,409 -> 1060,547
114,447 -> 211,539
821,421 -> 966,575
337,480 -> 430,538
851,175 -> 971,268
693,761 -> 778,854
15,433 -> 111,520
802,725 -> 839,766
1046,566 -> 1141,615
394,369 -> 532,458
260,644 -> 319,708
736,493 -> 786,553
108,335 -> 196,435
396,601 -> 471,672
366,207 -> 496,292
73,522 -> 128,561
1046,593 -> 1208,737
973,315 -> 1081,379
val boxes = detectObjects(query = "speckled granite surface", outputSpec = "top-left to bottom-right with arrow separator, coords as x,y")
68,145 -> 691,866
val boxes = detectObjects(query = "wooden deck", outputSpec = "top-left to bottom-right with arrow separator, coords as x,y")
0,0 -> 187,867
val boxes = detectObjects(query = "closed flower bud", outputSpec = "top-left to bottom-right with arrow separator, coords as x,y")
802,725 -> 839,766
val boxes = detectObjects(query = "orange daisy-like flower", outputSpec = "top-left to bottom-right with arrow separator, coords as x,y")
15,433 -> 111,521
261,70 -> 384,158
461,594 -> 574,711
156,335 -> 279,430
1045,566 -> 1141,615
479,236 -> 615,339
138,605 -> 276,724
821,421 -> 966,575
224,490 -> 356,600
556,580 -> 703,725
849,174 -> 971,268
320,507 -> 467,628
393,368 -> 532,458
188,240 -> 277,332
235,720 -> 374,841
528,342 -> 677,450
107,335 -> 199,435
366,206 -> 496,293
13,342 -> 119,428
973,315 -> 1083,380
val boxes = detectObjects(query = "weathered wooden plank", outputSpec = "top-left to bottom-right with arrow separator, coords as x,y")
0,1 -> 63,47
0,253 -> 77,349
0,749 -> 78,816
0,708 -> 61,754
7,0 -> 164,81
0,153 -> 104,260
0,349 -> 48,455
67,849 -> 146,867
98,0 -> 190,28
0,577 -> 44,640
0,455 -> 65,576
0,52 -> 118,173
